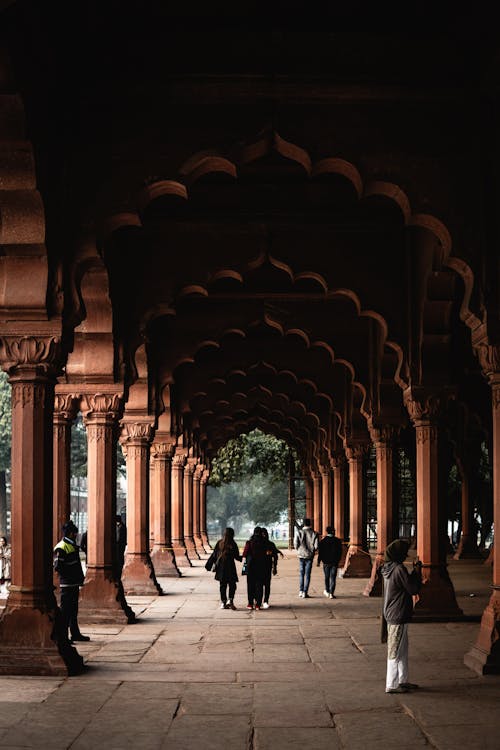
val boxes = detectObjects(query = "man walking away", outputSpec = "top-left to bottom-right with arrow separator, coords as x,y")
294,518 -> 318,598
53,521 -> 90,643
317,526 -> 342,598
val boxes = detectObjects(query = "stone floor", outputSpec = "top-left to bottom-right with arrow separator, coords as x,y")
0,551 -> 499,749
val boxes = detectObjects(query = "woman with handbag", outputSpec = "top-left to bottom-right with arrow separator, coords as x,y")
205,527 -> 242,609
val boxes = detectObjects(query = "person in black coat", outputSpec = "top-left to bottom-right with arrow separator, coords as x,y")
317,526 -> 343,598
242,527 -> 268,610
261,527 -> 284,608
206,527 -> 242,610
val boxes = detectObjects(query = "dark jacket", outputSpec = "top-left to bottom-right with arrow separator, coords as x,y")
317,534 -> 342,565
381,561 -> 421,624
243,536 -> 268,575
212,540 -> 242,584
263,540 -> 279,574
53,536 -> 85,587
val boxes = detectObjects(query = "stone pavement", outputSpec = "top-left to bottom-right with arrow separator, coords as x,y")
0,551 -> 499,749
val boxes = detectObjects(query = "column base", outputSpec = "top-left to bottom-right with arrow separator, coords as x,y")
464,588 -> 500,675
184,535 -> 201,560
412,564 -> 463,621
0,590 -> 84,676
363,553 -> 384,596
122,553 -> 164,596
194,534 -> 206,556
150,545 -> 181,577
172,543 -> 193,567
341,545 -> 372,578
453,534 -> 482,560
201,533 -> 212,552
79,568 -> 136,624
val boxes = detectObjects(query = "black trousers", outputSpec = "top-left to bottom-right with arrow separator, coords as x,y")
264,572 -> 272,603
219,581 -> 236,602
60,586 -> 82,639
247,573 -> 265,606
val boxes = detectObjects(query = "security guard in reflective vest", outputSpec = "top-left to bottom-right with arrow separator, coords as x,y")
53,521 -> 90,643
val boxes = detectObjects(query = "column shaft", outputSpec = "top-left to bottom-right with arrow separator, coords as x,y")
150,443 -> 180,576
52,395 -> 76,548
364,435 -> 394,596
171,453 -> 192,566
200,470 -> 212,551
183,459 -> 200,559
312,472 -> 322,534
193,464 -> 204,552
342,446 -> 371,577
121,424 -> 162,595
321,468 -> 332,534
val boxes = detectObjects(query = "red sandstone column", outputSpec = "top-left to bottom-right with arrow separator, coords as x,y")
171,452 -> 192,566
193,463 -> 205,553
53,393 -> 78,548
120,422 -> 162,595
150,440 -> 180,576
342,444 -> 372,577
321,465 -> 332,535
183,457 -> 201,560
312,471 -> 322,534
78,392 -> 135,624
465,357 -> 500,673
405,389 -> 462,619
364,428 -> 395,596
200,468 -> 212,551
305,473 -> 314,521
331,454 -> 347,567
454,456 -> 481,559
0,335 -> 83,676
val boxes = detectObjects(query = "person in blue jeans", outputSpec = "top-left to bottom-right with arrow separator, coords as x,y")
294,518 -> 319,598
317,526 -> 343,598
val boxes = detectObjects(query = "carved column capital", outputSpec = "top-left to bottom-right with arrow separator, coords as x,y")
345,444 -> 367,463
120,420 -> 154,446
81,391 -> 123,420
368,424 -> 397,446
403,387 -> 444,426
185,457 -> 197,476
492,382 -> 500,411
330,452 -> 345,471
476,343 -> 500,383
201,468 -> 209,484
54,393 -> 79,422
172,452 -> 187,470
0,335 -> 61,378
151,441 -> 176,460
194,464 -> 205,481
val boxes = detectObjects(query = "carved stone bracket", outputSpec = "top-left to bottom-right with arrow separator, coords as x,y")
151,441 -> 176,460
185,457 -> 198,476
54,393 -> 79,421
172,452 -> 187,470
82,392 -> 123,419
345,444 -> 367,462
403,387 -> 443,425
120,421 -> 154,445
194,463 -> 205,481
330,452 -> 345,471
476,344 -> 500,382
0,335 -> 61,377
201,468 -> 209,484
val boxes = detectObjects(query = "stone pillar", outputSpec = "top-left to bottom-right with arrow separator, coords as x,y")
0,335 -> 83,676
305,473 -> 314,520
331,454 -> 347,567
405,389 -> 462,619
53,393 -> 78,549
150,441 -> 180,576
171,452 -> 192,566
342,444 -> 372,577
183,457 -> 201,560
312,471 -> 322,534
200,469 -> 212,551
364,428 -> 395,596
193,463 -> 205,553
120,423 -> 162,595
454,456 -> 481,559
78,391 -> 135,624
465,354 -> 500,673
321,465 -> 332,535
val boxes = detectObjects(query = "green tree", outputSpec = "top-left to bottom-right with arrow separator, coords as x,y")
0,371 -> 11,538
207,430 -> 294,535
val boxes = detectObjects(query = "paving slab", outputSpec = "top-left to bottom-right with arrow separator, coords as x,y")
161,714 -> 251,750
254,727 -> 342,750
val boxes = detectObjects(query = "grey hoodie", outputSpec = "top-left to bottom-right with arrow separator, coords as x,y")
294,526 -> 319,559
381,561 -> 421,624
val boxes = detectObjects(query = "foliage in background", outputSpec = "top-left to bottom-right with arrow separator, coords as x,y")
207,430 -> 295,534
209,429 -> 294,486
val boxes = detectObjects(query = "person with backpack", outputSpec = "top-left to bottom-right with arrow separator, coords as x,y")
294,518 -> 319,598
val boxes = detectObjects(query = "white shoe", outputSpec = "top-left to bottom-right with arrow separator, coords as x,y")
323,590 -> 329,597
262,602 -> 270,609
299,591 -> 304,598
220,602 -> 226,609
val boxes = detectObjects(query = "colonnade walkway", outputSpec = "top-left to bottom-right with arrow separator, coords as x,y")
0,551 -> 499,749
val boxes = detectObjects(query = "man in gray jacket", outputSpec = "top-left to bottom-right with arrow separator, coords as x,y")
294,518 -> 319,598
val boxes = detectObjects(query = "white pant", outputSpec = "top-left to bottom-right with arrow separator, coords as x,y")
386,623 -> 409,690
